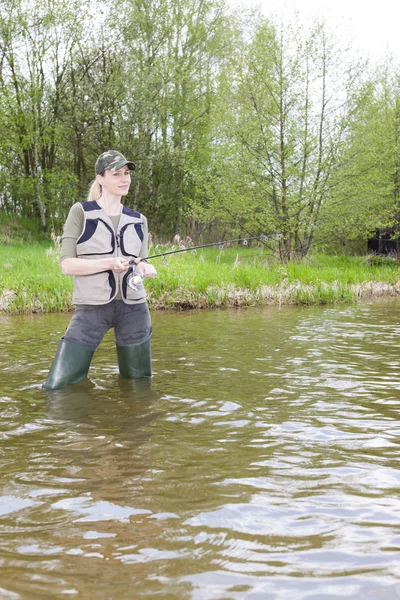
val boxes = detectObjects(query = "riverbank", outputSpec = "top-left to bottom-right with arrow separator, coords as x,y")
1,243 -> 400,313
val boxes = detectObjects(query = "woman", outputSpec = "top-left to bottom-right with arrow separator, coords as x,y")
43,150 -> 157,390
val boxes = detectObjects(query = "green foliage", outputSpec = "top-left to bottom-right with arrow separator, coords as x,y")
0,213 -> 48,244
186,14 -> 366,260
0,0 -> 228,236
0,0 -> 399,254
317,64 -> 400,249
364,254 -> 399,267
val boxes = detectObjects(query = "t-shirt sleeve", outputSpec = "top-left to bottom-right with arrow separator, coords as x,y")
60,203 -> 84,262
139,215 -> 149,260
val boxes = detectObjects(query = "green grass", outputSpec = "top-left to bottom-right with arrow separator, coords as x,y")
0,244 -> 72,313
1,243 -> 400,313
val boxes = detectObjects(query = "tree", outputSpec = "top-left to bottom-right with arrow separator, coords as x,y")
116,0 -> 226,235
319,61 -> 400,252
189,13 -> 362,260
0,0 -> 86,229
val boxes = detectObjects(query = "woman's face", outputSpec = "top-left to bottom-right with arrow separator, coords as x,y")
97,166 -> 131,197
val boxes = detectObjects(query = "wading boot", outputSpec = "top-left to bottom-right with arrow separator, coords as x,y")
42,338 -> 94,390
116,334 -> 152,379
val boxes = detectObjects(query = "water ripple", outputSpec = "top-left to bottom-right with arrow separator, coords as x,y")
1,303 -> 400,598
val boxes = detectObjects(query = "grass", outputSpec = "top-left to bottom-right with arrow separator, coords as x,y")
0,244 -> 72,313
1,243 -> 400,313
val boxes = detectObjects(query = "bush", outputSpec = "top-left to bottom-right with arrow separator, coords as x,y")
364,254 -> 398,267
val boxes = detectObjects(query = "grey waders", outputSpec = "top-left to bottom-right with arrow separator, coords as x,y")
116,334 -> 152,379
42,338 -> 94,391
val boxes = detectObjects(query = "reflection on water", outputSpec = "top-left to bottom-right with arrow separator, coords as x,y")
0,301 -> 400,599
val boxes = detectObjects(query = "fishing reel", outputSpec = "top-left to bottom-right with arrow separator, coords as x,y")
127,264 -> 144,290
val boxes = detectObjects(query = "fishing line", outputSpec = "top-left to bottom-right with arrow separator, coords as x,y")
126,235 -> 269,289
128,235 -> 269,264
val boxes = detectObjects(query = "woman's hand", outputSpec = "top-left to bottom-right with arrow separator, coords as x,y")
136,262 -> 157,278
62,256 -> 129,276
109,257 -> 130,273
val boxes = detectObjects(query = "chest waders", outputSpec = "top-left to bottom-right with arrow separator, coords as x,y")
116,333 -> 152,379
42,202 -> 152,391
42,338 -> 95,390
42,335 -> 152,390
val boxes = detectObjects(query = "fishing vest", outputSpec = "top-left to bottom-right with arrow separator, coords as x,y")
72,201 -> 146,305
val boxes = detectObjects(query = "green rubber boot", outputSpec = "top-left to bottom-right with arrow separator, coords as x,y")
42,338 -> 94,390
116,335 -> 152,379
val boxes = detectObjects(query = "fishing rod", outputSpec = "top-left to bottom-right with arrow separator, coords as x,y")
128,235 -> 269,265
127,235 -> 270,290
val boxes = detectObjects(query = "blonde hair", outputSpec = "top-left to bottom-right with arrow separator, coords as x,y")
87,178 -> 102,201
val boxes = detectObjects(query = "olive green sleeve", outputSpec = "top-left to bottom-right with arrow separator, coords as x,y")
139,215 -> 149,259
60,203 -> 84,262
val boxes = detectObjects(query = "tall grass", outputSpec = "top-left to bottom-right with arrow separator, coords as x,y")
0,244 -> 72,313
1,243 -> 400,313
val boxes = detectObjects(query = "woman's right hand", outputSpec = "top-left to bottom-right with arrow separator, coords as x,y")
61,256 -> 130,276
108,257 -> 130,273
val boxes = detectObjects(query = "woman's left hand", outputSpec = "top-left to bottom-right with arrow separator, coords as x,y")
136,262 -> 157,278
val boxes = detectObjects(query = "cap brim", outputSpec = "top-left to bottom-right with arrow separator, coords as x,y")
109,159 -> 136,172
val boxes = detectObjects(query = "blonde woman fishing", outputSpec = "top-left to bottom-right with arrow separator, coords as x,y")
43,150 -> 157,390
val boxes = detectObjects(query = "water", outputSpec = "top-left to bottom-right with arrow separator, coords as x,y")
0,301 -> 400,599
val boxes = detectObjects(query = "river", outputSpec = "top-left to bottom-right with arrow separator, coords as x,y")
0,301 -> 399,599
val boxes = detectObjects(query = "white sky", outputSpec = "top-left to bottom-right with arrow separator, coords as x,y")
229,0 -> 400,63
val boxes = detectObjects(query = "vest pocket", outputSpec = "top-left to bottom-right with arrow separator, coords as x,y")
120,223 -> 143,257
77,218 -> 115,255
73,271 -> 116,304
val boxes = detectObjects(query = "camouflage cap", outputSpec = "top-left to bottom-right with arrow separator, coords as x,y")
95,150 -> 136,174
